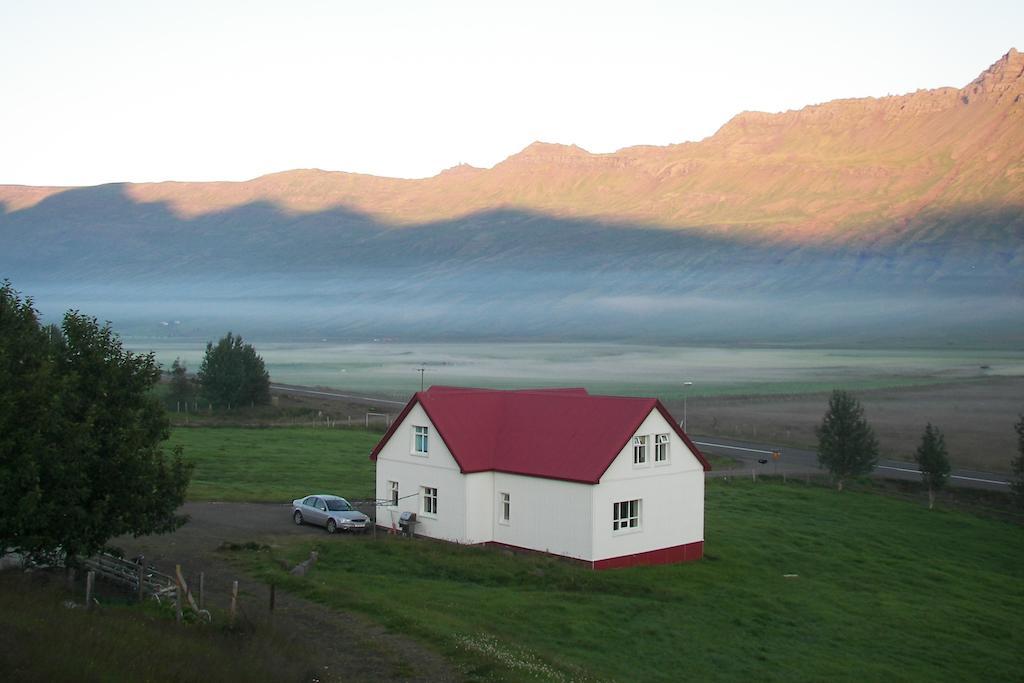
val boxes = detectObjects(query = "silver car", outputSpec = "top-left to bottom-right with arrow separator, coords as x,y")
292,494 -> 371,534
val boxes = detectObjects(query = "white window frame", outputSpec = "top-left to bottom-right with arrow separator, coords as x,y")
632,435 -> 649,467
654,433 -> 670,465
499,491 -> 510,525
613,499 -> 642,534
421,486 -> 438,517
412,425 -> 429,455
389,480 -> 399,507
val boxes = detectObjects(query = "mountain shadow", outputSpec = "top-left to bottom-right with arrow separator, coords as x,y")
1,184 -> 1021,345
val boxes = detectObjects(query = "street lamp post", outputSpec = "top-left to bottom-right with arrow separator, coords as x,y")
417,368 -> 426,392
682,381 -> 693,432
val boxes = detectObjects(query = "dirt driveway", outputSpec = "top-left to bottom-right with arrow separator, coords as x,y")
113,502 -> 461,683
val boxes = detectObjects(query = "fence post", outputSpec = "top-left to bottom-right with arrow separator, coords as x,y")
229,580 -> 238,626
66,566 -> 76,592
269,583 -> 276,613
85,570 -> 95,611
198,572 -> 205,610
137,562 -> 145,603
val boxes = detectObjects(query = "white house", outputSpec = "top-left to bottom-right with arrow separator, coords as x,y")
370,386 -> 709,569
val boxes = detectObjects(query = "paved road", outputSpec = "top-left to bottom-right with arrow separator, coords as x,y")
270,383 -> 407,407
690,434 -> 1012,491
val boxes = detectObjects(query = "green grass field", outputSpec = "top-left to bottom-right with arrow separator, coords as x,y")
232,480 -> 1024,682
169,427 -> 380,502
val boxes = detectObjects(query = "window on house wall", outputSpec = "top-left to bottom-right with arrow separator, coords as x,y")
413,425 -> 429,454
613,499 -> 641,532
389,480 -> 399,507
499,492 -> 510,524
655,433 -> 670,463
633,435 -> 649,465
422,486 -> 438,516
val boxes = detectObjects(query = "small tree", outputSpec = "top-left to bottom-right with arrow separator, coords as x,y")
169,357 -> 194,405
914,423 -> 951,509
816,390 -> 879,491
1012,415 -> 1024,506
197,332 -> 270,409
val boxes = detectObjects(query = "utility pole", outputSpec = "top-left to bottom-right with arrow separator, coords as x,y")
417,367 -> 426,391
682,381 -> 693,432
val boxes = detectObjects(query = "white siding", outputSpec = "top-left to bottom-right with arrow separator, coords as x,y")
463,472 -> 494,544
491,473 -> 593,561
374,404 -> 467,542
592,409 -> 705,561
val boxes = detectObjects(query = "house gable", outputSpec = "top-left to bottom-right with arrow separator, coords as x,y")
600,407 -> 707,483
373,402 -> 461,473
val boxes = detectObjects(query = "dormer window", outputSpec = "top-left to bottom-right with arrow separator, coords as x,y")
413,425 -> 429,455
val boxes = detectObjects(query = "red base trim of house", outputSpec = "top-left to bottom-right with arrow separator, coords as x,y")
592,540 -> 704,570
374,528 -> 704,570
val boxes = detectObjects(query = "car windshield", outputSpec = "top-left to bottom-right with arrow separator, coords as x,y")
326,499 -> 352,512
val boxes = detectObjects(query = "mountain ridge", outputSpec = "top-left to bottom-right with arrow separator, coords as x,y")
1,50 -> 1022,344
2,49 -> 1021,242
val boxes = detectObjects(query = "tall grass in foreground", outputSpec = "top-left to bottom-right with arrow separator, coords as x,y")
235,480 -> 1024,682
0,573 -> 312,682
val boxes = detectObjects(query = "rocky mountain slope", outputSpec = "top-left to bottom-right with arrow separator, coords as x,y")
1,50 -> 1021,344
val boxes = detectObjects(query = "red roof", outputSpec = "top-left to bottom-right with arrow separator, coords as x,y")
370,386 -> 710,484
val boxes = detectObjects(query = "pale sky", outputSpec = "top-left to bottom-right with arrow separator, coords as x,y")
1,0 -> 1021,186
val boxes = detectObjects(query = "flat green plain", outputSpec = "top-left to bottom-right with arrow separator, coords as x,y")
235,479 -> 1024,682
169,426 -> 1023,680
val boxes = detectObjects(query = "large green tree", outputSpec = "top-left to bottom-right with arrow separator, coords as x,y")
816,390 -> 879,491
1012,415 -> 1024,506
914,423 -> 951,509
197,332 -> 270,409
0,282 -> 192,559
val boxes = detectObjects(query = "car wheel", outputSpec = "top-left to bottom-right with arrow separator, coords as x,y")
326,519 -> 337,534
293,511 -> 303,526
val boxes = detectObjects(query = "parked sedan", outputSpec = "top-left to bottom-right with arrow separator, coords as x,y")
291,494 -> 371,533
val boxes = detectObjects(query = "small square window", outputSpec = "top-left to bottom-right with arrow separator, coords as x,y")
413,425 -> 429,455
613,499 -> 641,532
633,435 -> 649,466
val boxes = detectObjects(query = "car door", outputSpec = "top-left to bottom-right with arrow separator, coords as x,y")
307,497 -> 325,526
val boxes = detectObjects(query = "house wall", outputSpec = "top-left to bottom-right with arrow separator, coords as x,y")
374,403 -> 468,542
463,471 -> 494,544
591,409 -> 705,563
491,472 -> 593,561
374,402 -> 705,567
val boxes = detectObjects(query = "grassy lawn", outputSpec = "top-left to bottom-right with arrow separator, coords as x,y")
169,427 -> 380,502
232,480 -> 1024,682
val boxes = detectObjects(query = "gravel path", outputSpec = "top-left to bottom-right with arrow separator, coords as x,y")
113,502 -> 462,683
